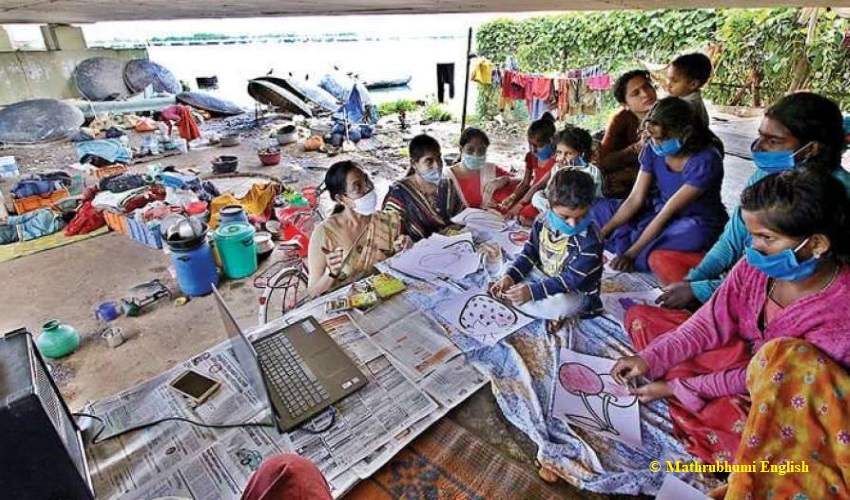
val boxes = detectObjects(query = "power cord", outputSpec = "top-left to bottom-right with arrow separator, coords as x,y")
73,406 -> 337,445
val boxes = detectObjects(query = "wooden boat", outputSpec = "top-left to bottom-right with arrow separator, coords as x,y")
364,75 -> 412,90
0,99 -> 84,144
247,79 -> 312,117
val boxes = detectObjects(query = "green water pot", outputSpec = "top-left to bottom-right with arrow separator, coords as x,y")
36,319 -> 81,359
213,222 -> 258,279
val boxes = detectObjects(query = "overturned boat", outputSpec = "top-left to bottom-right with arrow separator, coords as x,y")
74,57 -> 133,101
363,75 -> 412,90
0,99 -> 84,144
123,59 -> 182,94
247,78 -> 312,117
176,91 -> 244,116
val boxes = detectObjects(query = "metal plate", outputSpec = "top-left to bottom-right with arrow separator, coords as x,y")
73,57 -> 132,101
123,59 -> 182,94
0,99 -> 84,144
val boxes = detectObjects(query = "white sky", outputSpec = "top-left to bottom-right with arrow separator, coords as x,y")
3,12 -> 553,45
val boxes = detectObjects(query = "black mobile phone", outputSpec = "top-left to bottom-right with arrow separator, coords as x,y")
169,369 -> 222,404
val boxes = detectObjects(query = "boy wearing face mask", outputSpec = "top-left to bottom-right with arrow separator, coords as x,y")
307,161 -> 412,297
383,134 -> 465,242
531,124 -> 604,213
489,169 -> 603,335
446,127 -> 517,209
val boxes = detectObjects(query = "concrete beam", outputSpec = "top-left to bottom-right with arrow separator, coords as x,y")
40,24 -> 87,51
0,26 -> 13,52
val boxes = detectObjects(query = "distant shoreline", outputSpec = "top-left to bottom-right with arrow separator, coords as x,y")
90,34 -> 464,49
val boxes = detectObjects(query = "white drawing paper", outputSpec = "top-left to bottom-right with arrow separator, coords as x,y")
656,475 -> 709,500
438,288 -> 534,345
552,348 -> 642,448
451,207 -> 508,233
600,289 -> 663,326
389,233 -> 481,281
488,227 -> 530,256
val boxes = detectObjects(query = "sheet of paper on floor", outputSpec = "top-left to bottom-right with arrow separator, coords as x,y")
368,310 -> 460,380
437,287 -> 534,346
601,289 -> 663,326
388,232 -> 481,281
451,207 -> 508,233
601,270 -> 658,293
552,348 -> 642,448
656,474 -> 710,499
419,355 -> 490,407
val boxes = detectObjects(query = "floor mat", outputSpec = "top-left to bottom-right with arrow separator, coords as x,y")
0,226 -> 109,263
344,418 -> 560,500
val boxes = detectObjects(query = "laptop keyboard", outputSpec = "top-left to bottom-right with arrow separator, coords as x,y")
254,335 -> 331,419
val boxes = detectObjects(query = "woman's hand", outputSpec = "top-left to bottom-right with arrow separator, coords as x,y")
656,282 -> 696,310
609,254 -> 635,272
393,235 -> 413,253
488,275 -> 514,297
610,355 -> 649,386
325,248 -> 345,276
483,178 -> 509,204
629,380 -> 673,404
504,283 -> 532,305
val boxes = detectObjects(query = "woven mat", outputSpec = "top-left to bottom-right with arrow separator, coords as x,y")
344,418 -> 560,500
0,226 -> 109,263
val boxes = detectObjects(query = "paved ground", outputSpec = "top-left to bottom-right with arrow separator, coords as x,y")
0,111 -> 762,498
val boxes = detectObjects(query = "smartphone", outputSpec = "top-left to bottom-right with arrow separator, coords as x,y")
169,369 -> 222,404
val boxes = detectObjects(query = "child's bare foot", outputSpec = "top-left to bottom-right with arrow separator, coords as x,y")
538,466 -> 560,483
546,318 -> 566,335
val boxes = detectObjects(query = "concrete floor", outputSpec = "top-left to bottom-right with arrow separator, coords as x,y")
0,113 -> 762,498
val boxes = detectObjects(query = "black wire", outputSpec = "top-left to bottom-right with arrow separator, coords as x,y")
73,406 -> 337,445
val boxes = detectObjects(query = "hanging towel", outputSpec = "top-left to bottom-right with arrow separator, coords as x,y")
176,105 -> 201,142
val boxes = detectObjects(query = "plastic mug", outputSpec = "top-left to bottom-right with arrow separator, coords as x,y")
95,301 -> 120,322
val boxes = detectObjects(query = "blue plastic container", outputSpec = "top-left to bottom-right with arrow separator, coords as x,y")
170,242 -> 219,296
219,205 -> 248,226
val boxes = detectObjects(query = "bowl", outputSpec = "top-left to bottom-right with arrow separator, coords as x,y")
220,132 -> 241,147
254,231 -> 275,258
258,150 -> 281,166
276,124 -> 298,145
211,155 -> 238,174
264,220 -> 282,240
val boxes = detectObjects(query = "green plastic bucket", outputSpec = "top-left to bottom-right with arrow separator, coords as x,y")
213,223 -> 258,279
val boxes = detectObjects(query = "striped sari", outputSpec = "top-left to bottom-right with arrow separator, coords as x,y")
383,177 -> 465,242
319,211 -> 402,286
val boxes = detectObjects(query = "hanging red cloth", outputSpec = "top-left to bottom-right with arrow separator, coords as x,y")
175,105 -> 201,142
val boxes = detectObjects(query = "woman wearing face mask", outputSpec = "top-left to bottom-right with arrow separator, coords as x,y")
531,123 -> 604,213
597,70 -> 658,198
611,171 -> 850,494
446,127 -> 516,209
307,161 -> 412,297
496,112 -> 558,226
592,97 -> 728,273
383,134 -> 465,242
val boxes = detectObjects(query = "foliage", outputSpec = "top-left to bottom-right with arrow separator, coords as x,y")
424,102 -> 453,122
377,99 -> 419,116
474,8 -> 850,120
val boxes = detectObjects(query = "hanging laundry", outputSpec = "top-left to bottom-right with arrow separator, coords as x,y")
471,58 -> 494,85
436,63 -> 455,103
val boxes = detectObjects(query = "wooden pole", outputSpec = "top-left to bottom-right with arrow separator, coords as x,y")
461,27 -> 473,133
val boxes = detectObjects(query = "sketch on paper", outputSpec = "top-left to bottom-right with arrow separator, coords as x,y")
600,289 -> 662,325
439,288 -> 534,346
390,233 -> 480,280
488,228 -> 530,256
552,349 -> 642,447
451,208 -> 508,233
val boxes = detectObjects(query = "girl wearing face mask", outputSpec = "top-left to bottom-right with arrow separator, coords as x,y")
383,134 -> 465,242
307,161 -> 412,297
531,123 -> 604,213
611,171 -> 850,495
591,97 -> 728,274
446,127 -> 516,209
496,112 -> 558,226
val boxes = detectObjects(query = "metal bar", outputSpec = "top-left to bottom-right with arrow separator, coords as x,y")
461,27 -> 473,133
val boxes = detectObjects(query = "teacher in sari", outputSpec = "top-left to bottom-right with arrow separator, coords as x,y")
307,161 -> 412,297
384,133 -> 466,241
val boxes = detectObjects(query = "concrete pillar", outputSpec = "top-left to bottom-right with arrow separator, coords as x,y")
0,26 -> 13,52
41,23 -> 87,51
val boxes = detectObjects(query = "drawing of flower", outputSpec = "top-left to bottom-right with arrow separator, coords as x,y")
772,371 -> 784,383
820,404 -> 829,415
791,395 -> 806,410
780,426 -> 795,440
837,430 -> 850,445
746,434 -> 760,447
558,363 -> 636,435
707,432 -> 718,444
732,420 -> 745,433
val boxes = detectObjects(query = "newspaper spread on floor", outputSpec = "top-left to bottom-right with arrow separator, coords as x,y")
85,309 -> 488,499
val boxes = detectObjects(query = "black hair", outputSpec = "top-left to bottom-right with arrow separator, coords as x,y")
527,112 -> 556,143
613,69 -> 652,104
459,127 -> 490,147
764,92 -> 847,174
547,169 -> 596,210
325,160 -> 361,214
671,53 -> 713,85
645,96 -> 723,156
741,170 -> 850,264
556,124 -> 593,159
406,134 -> 442,176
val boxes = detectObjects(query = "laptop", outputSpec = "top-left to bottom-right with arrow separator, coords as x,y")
212,287 -> 367,431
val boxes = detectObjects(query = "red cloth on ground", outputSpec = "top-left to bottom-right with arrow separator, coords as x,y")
647,249 -> 706,286
241,454 -> 332,500
64,201 -> 105,236
625,305 -> 751,463
176,105 -> 201,142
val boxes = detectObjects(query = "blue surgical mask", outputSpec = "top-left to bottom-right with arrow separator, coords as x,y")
750,140 -> 813,174
547,210 -> 592,236
535,143 -> 554,161
462,154 -> 487,170
650,138 -> 683,157
419,168 -> 442,184
744,238 -> 819,281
